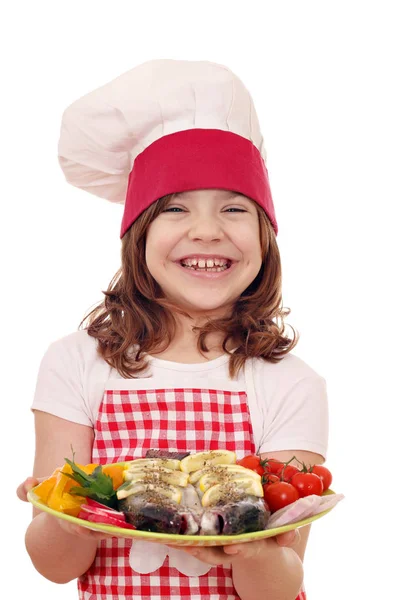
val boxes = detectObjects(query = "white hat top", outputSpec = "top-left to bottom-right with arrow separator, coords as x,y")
58,59 -> 267,206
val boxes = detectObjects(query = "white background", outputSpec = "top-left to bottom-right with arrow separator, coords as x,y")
2,1 -> 399,598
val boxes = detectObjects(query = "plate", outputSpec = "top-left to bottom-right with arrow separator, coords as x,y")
27,488 -> 338,547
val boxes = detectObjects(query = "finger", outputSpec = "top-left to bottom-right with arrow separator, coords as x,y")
181,546 -> 232,566
76,527 -> 115,540
223,540 -> 265,559
16,477 -> 39,501
224,544 -> 242,555
275,529 -> 300,547
167,544 -> 201,550
59,520 -> 114,540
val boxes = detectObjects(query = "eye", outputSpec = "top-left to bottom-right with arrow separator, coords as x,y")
163,206 -> 185,213
224,207 -> 247,213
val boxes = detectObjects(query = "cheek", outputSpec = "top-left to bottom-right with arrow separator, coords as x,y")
145,232 -> 174,273
244,241 -> 262,274
146,224 -> 162,260
239,230 -> 262,260
144,231 -> 160,277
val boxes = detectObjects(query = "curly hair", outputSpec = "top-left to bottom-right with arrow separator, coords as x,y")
80,194 -> 299,378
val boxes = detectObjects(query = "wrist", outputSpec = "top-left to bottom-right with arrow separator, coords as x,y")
231,542 -> 304,600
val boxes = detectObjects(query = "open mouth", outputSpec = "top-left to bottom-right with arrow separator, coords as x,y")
179,258 -> 233,273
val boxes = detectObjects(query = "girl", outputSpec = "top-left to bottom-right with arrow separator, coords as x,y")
18,59 -> 329,600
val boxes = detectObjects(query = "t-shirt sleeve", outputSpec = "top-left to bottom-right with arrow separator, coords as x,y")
258,374 -> 329,460
31,337 -> 93,426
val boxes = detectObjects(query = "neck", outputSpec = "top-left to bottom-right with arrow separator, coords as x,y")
150,313 -> 236,361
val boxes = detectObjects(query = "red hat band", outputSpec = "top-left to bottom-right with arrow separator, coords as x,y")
121,128 -> 278,238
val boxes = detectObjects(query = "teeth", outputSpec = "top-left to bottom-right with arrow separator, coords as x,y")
181,257 -> 229,268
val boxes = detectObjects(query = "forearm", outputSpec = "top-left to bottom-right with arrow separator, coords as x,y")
232,545 -> 304,600
25,513 -> 98,584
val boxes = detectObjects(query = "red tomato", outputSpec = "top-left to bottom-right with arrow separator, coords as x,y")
253,464 -> 265,476
263,459 -> 285,475
291,472 -> 324,497
263,459 -> 300,481
309,465 -> 332,491
237,454 -> 264,475
263,473 -> 280,485
263,482 -> 300,512
262,473 -> 280,496
278,464 -> 300,482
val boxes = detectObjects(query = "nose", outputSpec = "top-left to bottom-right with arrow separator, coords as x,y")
187,216 -> 224,243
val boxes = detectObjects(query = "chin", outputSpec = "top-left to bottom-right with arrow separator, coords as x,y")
177,300 -> 233,317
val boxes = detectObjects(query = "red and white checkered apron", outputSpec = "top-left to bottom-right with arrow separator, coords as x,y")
77,379 -> 306,600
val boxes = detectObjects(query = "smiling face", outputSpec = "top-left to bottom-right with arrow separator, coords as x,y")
145,189 -> 262,319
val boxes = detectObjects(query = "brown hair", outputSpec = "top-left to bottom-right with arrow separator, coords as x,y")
80,194 -> 299,378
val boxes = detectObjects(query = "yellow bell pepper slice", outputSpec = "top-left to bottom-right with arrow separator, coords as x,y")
47,462 -> 98,514
102,464 -> 125,490
33,467 -> 62,503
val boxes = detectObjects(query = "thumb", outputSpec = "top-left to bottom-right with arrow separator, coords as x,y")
16,477 -> 40,502
275,529 -> 300,548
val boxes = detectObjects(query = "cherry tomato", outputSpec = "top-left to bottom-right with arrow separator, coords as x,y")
263,482 -> 300,512
262,473 -> 280,496
291,472 -> 324,497
309,465 -> 332,491
237,454 -> 265,476
263,459 -> 285,475
253,464 -> 265,476
263,473 -> 280,485
278,464 -> 300,482
264,459 -> 300,481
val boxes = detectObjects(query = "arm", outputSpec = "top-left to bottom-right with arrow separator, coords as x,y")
231,450 -> 324,600
24,411 -> 99,584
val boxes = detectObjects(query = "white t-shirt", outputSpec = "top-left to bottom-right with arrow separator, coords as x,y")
31,330 -> 329,459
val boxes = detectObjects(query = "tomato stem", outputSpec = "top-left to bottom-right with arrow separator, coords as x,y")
299,461 -> 310,473
279,456 -> 294,480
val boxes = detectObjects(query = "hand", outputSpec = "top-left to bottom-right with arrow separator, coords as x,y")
16,476 -> 42,502
57,519 -> 116,541
168,529 -> 300,566
17,476 -> 115,541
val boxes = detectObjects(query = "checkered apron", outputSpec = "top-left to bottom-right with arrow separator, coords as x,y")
77,377 -> 307,600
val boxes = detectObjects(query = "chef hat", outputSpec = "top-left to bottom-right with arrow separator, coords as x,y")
58,59 -> 278,238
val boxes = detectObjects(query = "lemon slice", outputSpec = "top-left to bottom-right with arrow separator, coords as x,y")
180,450 -> 236,473
198,472 -> 261,493
124,469 -> 189,487
124,458 -> 181,470
201,478 -> 264,507
125,464 -> 178,473
233,477 -> 264,496
188,468 -> 210,484
189,464 -> 261,484
188,463 -> 260,484
117,482 -> 182,502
